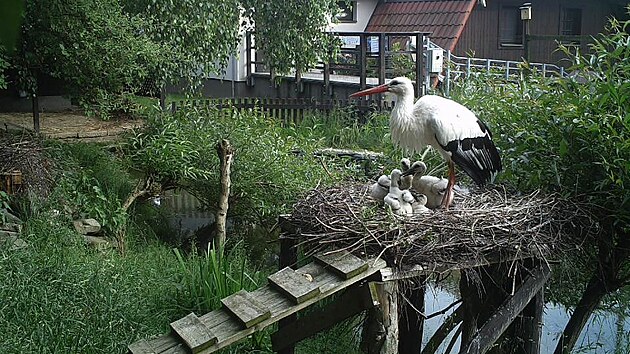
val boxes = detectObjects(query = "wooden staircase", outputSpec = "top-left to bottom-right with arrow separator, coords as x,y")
128,252 -> 387,354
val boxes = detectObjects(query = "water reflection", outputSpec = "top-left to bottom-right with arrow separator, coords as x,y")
423,283 -> 630,353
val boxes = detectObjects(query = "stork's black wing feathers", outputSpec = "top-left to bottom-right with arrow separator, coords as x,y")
440,135 -> 502,186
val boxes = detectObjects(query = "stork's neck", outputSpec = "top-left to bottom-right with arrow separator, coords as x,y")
392,93 -> 415,122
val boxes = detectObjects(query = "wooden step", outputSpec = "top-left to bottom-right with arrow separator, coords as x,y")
170,312 -> 217,353
221,290 -> 271,328
267,267 -> 321,304
314,252 -> 368,280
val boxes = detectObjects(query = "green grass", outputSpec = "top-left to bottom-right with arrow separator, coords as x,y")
0,218 -> 186,354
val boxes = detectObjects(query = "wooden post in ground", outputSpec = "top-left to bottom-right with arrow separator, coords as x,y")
215,139 -> 234,248
276,221 -> 298,354
398,277 -> 426,354
31,92 -> 40,133
361,281 -> 399,354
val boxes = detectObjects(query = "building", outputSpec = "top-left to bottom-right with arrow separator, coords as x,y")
362,0 -> 628,64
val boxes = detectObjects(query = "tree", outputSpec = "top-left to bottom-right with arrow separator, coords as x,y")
123,0 -> 242,91
14,0 -> 161,109
10,0 -> 341,109
241,0 -> 339,78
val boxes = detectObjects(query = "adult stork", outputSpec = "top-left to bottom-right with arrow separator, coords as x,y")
350,77 -> 501,208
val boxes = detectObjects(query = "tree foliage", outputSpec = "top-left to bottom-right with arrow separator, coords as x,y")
450,9 -> 630,353
123,0 -> 242,90
15,0 -> 161,103
4,0 -> 340,109
242,0 -> 339,77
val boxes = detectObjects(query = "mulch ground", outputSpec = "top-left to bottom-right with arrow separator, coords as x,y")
0,112 -> 144,142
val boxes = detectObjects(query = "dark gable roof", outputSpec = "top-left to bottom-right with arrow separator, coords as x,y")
365,0 -> 477,51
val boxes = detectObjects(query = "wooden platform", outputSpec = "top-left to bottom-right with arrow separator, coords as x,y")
128,253 -> 387,354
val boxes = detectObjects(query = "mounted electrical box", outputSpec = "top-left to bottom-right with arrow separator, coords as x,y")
427,48 -> 444,73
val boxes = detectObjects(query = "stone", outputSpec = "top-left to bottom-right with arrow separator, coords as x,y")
84,235 -> 112,250
73,218 -> 101,235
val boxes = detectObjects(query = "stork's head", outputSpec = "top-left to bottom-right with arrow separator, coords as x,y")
401,161 -> 427,177
349,77 -> 414,98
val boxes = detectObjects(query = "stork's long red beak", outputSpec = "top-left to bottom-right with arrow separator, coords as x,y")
349,83 -> 389,98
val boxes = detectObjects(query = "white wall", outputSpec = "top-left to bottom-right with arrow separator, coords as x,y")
329,0 -> 379,33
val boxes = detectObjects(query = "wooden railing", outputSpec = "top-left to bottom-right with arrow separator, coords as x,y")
246,31 -> 432,97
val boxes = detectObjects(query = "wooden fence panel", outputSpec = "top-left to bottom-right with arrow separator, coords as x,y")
169,97 -> 387,123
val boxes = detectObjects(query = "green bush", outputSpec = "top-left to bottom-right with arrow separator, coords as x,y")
129,105 -> 355,225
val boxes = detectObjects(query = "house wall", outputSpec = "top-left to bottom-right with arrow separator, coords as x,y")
455,0 -> 623,65
330,0 -> 379,32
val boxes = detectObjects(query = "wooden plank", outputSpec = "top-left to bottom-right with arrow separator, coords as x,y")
170,313 -> 217,353
271,282 -> 379,351
136,258 -> 387,354
462,264 -> 551,354
128,339 -> 155,354
314,252 -> 368,280
267,267 -> 321,304
221,290 -> 271,328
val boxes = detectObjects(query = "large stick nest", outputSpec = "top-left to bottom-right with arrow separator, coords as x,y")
0,131 -> 54,197
287,183 -> 598,271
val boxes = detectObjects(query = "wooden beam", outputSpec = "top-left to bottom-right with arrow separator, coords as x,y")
271,282 -> 379,351
420,305 -> 462,354
461,264 -> 551,354
31,93 -> 40,133
170,313 -> 217,353
360,281 -> 399,354
221,290 -> 271,329
314,252 -> 368,280
130,258 -> 387,354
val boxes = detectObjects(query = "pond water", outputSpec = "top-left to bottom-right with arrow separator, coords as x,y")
423,284 -> 630,353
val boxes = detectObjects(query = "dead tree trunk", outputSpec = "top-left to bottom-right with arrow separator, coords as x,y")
215,139 -> 234,248
554,228 -> 630,354
553,276 -> 608,354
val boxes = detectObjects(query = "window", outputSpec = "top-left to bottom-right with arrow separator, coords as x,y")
561,8 -> 582,35
336,1 -> 357,23
499,5 -> 523,47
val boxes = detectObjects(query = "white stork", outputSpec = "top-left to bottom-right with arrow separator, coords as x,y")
350,77 -> 501,208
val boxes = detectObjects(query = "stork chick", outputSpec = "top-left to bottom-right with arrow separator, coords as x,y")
369,174 -> 391,202
400,158 -> 413,190
384,169 -> 412,215
411,193 -> 431,214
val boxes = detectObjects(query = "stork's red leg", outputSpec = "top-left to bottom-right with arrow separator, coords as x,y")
441,161 -> 456,209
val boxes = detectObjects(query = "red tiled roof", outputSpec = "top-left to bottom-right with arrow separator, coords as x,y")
365,0 -> 477,51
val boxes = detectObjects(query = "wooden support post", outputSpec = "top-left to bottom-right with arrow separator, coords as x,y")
360,34 -> 367,90
361,281 -> 399,354
415,33 -> 425,97
277,221 -> 298,354
246,32 -> 254,87
31,92 -> 40,133
523,289 -> 544,354
271,282 -> 379,351
159,86 -> 166,111
378,33 -> 386,86
462,263 -> 551,354
398,277 -> 426,354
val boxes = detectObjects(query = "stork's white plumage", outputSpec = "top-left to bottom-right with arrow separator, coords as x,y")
350,77 -> 502,208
